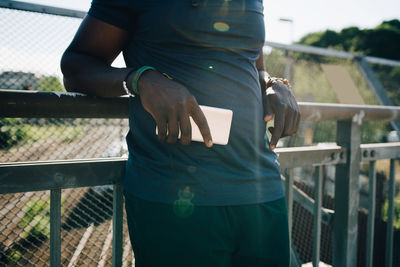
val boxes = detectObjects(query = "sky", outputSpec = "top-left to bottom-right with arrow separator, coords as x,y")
1,0 -> 398,76
23,0 -> 400,44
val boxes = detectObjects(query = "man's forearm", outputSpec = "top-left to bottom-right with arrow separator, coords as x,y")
256,49 -> 264,71
256,51 -> 270,91
61,49 -> 133,97
256,50 -> 270,76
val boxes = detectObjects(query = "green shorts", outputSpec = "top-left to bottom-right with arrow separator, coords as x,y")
124,192 -> 290,267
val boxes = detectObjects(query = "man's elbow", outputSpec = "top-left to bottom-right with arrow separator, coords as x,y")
62,77 -> 76,93
60,51 -> 83,93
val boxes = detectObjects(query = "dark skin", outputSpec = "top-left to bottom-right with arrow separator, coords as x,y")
256,53 -> 301,149
61,15 -> 299,150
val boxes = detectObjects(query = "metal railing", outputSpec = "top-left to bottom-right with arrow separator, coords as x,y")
1,90 -> 400,267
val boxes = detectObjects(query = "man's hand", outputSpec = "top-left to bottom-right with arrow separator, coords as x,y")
262,79 -> 300,150
137,70 -> 213,147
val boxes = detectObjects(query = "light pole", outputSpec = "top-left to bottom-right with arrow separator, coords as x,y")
279,17 -> 294,44
278,18 -> 299,147
278,17 -> 295,83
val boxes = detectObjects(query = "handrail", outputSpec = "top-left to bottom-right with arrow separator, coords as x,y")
276,145 -> 346,169
0,0 -> 86,18
0,158 -> 126,194
265,41 -> 400,68
0,90 -> 129,118
1,90 -> 400,121
361,142 -> 400,161
0,146 -> 346,194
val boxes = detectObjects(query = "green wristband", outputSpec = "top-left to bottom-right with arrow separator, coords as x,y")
131,66 -> 156,95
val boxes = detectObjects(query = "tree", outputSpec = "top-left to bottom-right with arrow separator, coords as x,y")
0,118 -> 27,149
36,76 -> 65,92
299,19 -> 400,60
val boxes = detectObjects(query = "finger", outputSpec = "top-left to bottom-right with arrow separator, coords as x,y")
294,103 -> 301,134
190,105 -> 213,148
263,94 -> 275,122
167,109 -> 179,144
269,111 -> 285,150
286,103 -> 300,136
179,111 -> 192,145
156,118 -> 167,142
295,112 -> 301,133
283,109 -> 296,136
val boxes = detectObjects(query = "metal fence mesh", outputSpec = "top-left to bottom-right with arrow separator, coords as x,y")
0,191 -> 50,266
0,118 -> 129,162
0,7 -> 82,91
0,188 -> 132,267
1,3 -> 399,267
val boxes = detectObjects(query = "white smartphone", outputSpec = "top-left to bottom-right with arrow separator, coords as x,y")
156,105 -> 233,145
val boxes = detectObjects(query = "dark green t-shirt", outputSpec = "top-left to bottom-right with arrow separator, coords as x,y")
89,0 -> 284,205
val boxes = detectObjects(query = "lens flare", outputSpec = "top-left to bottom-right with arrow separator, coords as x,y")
173,186 -> 195,218
213,22 -> 230,32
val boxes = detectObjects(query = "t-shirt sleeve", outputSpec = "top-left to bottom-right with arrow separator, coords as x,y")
88,0 -> 133,31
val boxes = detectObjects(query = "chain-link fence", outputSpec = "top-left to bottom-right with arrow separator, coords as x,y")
0,7 -> 80,90
0,188 -> 134,267
1,2 -> 399,267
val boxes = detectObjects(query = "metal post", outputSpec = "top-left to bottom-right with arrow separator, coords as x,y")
312,166 -> 323,267
50,189 -> 61,267
385,159 -> 396,267
366,161 -> 376,267
112,184 -> 123,267
285,169 -> 294,239
333,120 -> 361,267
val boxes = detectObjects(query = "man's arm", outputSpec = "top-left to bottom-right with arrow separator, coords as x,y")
61,16 -> 132,97
61,16 -> 212,147
256,51 -> 300,150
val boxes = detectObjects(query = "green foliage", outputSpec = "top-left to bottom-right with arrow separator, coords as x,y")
37,76 -> 65,92
0,119 -> 84,150
7,250 -> 21,264
20,198 -> 51,239
264,50 -> 287,77
61,126 -> 83,143
0,118 -> 27,149
361,121 -> 388,143
292,60 -> 338,103
370,64 -> 400,106
299,19 -> 400,60
346,63 -> 379,105
5,198 -> 66,265
382,194 -> 400,229
312,121 -> 336,143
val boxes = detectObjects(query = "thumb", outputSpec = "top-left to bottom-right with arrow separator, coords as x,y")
268,111 -> 285,150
